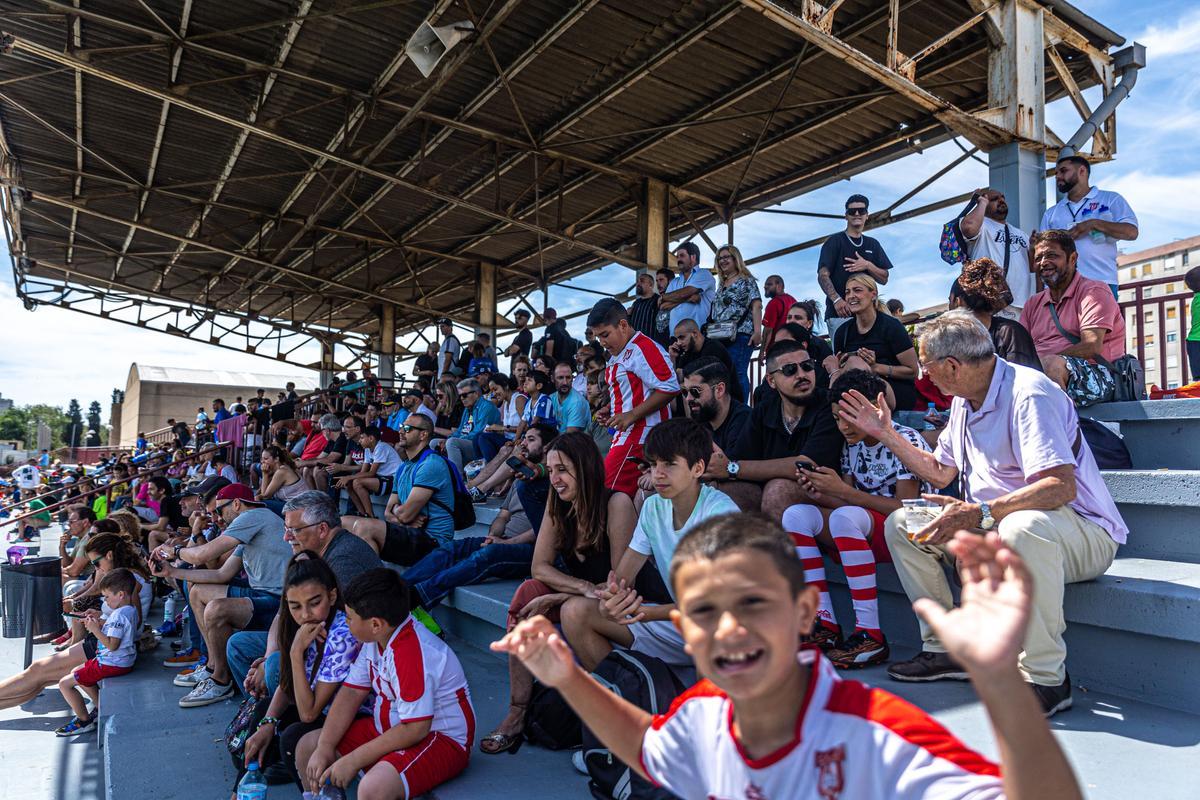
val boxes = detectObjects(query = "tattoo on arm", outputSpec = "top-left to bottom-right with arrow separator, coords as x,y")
817,267 -> 838,301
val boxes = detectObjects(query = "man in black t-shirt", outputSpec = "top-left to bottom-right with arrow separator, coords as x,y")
670,318 -> 743,402
681,358 -> 751,457
504,308 -> 534,371
817,194 -> 894,340
414,342 -> 439,383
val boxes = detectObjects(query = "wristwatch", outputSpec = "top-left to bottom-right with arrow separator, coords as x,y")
978,502 -> 996,531
173,544 -> 183,559
727,461 -> 741,480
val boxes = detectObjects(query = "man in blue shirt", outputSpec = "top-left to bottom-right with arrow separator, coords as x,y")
349,414 -> 457,565
660,241 -> 716,332
212,398 -> 231,425
439,378 -> 501,472
550,362 -> 589,433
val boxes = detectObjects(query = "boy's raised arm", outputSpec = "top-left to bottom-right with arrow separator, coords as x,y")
915,532 -> 1082,800
493,616 -> 654,780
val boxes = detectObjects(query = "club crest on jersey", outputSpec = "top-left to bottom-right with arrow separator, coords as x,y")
814,744 -> 846,799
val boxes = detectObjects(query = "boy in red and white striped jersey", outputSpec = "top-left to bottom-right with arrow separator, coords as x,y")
495,513 -> 1082,800
588,298 -> 680,498
298,569 -> 474,799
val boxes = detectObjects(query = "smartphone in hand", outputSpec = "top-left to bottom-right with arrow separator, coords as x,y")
795,460 -> 818,472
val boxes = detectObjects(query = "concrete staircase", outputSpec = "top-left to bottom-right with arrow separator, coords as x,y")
96,399 -> 1200,799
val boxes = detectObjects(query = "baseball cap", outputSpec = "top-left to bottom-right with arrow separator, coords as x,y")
436,317 -> 451,325
215,483 -> 262,505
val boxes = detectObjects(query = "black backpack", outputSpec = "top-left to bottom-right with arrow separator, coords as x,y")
417,450 -> 477,530
582,650 -> 685,800
1078,418 -> 1133,470
523,681 -> 582,750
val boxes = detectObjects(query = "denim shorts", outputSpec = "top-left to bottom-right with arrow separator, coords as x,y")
226,585 -> 281,631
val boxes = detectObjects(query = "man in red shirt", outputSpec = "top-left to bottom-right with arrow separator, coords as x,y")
1020,230 -> 1127,404
761,274 -> 797,357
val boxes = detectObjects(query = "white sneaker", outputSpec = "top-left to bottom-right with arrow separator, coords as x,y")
173,664 -> 211,688
178,677 -> 234,708
571,749 -> 588,775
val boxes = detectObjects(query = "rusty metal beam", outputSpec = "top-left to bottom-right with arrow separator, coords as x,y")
737,0 -> 1027,149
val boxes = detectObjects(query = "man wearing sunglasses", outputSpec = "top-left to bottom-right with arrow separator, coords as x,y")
670,318 -> 743,402
680,358 -> 751,458
436,378 -> 501,473
705,340 -> 844,520
817,194 -> 893,341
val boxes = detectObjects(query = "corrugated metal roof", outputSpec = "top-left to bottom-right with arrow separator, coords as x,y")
0,0 -> 1124,345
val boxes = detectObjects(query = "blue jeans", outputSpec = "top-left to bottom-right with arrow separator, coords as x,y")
476,431 -> 509,463
180,578 -> 207,659
260,498 -> 286,516
724,332 -> 753,401
515,477 -> 550,533
404,538 -> 536,607
226,629 -> 280,698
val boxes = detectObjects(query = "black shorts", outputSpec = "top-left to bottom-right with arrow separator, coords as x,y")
83,633 -> 98,661
381,523 -> 438,566
374,474 -> 394,497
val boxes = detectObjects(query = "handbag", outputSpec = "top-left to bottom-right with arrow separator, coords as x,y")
1046,302 -> 1144,404
705,320 -> 738,341
224,694 -> 269,769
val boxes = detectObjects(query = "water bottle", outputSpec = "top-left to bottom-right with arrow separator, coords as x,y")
163,590 -> 181,625
236,762 -> 267,800
317,783 -> 347,800
923,403 -> 939,431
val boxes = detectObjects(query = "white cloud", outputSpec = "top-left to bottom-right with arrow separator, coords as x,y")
1136,8 -> 1200,60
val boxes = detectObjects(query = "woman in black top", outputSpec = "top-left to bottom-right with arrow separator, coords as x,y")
949,258 -> 1043,372
828,274 -> 920,410
480,432 -> 665,754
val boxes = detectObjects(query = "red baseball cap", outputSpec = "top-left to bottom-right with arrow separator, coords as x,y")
214,483 -> 262,505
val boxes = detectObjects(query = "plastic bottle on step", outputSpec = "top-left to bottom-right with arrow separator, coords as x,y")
236,762 -> 267,800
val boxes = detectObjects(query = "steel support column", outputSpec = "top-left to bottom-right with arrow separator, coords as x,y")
636,178 -> 670,274
319,340 -> 337,387
476,261 -> 497,358
377,304 -> 397,383
985,0 -> 1046,236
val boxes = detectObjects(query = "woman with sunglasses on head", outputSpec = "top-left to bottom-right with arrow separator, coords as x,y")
432,378 -> 463,439
708,244 -> 762,400
0,533 -> 150,710
827,273 -> 920,412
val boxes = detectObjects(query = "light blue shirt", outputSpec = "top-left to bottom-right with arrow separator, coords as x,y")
551,390 -> 589,432
387,409 -> 409,430
395,450 -> 456,547
453,398 -> 501,443
666,266 -> 717,332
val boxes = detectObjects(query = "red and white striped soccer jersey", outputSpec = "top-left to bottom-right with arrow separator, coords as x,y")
640,647 -> 1003,800
343,616 -> 475,749
604,331 -> 679,447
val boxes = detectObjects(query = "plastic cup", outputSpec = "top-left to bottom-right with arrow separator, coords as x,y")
901,499 -> 941,538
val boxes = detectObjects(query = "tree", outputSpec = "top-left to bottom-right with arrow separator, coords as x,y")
86,401 -> 104,446
0,407 -> 29,443
62,399 -> 84,448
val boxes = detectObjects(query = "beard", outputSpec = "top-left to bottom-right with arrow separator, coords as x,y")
1056,176 -> 1077,194
690,399 -> 718,424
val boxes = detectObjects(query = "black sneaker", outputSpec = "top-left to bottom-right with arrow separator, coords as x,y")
262,761 -> 294,785
886,651 -> 969,682
802,623 -> 842,653
1031,674 -> 1072,717
829,631 -> 890,669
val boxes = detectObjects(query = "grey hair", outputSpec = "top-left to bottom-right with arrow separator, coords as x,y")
319,413 -> 342,433
456,378 -> 481,393
917,309 -> 995,363
280,490 -> 340,529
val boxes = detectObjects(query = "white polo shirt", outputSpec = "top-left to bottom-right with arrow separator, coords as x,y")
1039,187 -> 1137,286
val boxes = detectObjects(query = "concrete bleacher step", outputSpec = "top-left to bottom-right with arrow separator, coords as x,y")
1082,398 -> 1200,470
1103,470 -> 1200,563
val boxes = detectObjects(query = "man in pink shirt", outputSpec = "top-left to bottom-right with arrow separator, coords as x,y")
1019,229 -> 1126,403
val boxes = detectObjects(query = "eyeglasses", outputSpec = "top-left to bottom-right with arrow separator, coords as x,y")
846,207 -> 868,216
716,254 -> 733,263
214,500 -> 233,515
89,556 -> 104,568
283,521 -> 323,536
683,386 -> 710,399
458,390 -> 477,399
769,360 -> 817,377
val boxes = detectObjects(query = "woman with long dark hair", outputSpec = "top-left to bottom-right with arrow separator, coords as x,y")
479,432 -> 666,754
0,533 -> 149,710
257,445 -> 307,514
433,378 -> 463,438
242,552 -> 362,789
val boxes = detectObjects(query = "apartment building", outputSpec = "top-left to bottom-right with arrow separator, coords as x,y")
1117,235 -> 1199,390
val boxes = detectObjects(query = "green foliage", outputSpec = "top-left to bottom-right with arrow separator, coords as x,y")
86,401 -> 104,446
62,399 -> 84,448
0,403 -> 71,448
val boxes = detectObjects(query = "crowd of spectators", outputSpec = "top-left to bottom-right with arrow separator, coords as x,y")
0,152 -> 1154,800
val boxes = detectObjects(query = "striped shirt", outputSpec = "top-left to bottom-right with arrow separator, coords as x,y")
604,331 -> 679,447
344,616 -> 475,749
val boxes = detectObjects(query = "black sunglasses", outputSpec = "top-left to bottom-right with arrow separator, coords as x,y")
845,207 -> 868,216
770,360 -> 817,377
458,390 -> 477,399
401,424 -> 430,434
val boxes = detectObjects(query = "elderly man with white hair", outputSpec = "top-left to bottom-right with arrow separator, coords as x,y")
836,309 -> 1126,717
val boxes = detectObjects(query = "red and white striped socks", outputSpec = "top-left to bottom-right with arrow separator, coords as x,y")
782,504 -> 837,631
828,506 -> 882,641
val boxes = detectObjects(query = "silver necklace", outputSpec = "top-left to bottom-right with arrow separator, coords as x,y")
845,231 -> 864,248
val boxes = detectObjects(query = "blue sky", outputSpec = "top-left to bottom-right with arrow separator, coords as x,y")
1,0 -> 1195,408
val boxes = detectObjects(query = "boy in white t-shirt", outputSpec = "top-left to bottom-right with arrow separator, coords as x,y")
560,418 -> 737,670
496,514 -> 1083,800
55,568 -> 140,736
334,425 -> 402,519
297,569 -> 473,798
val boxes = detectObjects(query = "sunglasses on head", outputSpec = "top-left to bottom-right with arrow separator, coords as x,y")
770,359 -> 817,377
845,207 -> 868,216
